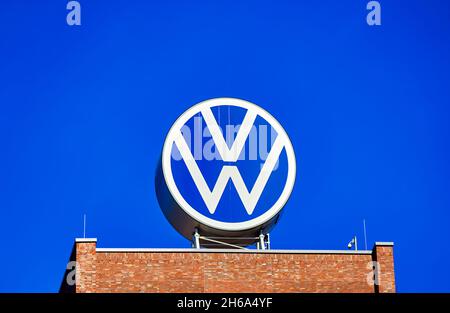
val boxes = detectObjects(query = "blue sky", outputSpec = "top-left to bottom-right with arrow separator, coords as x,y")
0,1 -> 449,292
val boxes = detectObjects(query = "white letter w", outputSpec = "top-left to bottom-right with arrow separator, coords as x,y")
174,107 -> 285,215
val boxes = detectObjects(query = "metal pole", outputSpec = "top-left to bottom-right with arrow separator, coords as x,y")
83,214 -> 86,238
193,229 -> 200,249
363,219 -> 368,250
354,236 -> 358,251
259,232 -> 266,250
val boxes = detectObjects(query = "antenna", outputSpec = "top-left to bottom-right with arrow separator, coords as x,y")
83,214 -> 86,238
363,219 -> 368,250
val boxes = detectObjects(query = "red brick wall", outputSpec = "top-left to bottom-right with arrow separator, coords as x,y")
74,240 -> 97,293
373,244 -> 396,293
65,239 -> 395,293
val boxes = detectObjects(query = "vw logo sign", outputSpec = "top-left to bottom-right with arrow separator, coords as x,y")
156,98 -> 296,243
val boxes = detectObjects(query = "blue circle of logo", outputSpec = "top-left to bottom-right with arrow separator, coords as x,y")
160,98 -> 296,232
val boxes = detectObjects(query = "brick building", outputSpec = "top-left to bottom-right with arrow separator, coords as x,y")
59,238 -> 395,293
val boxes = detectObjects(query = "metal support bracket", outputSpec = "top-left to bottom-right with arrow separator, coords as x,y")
192,230 -> 271,250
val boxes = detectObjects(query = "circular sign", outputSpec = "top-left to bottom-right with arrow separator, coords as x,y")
155,98 -> 296,243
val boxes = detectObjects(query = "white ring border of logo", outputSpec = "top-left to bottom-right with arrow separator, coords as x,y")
162,98 -> 296,232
